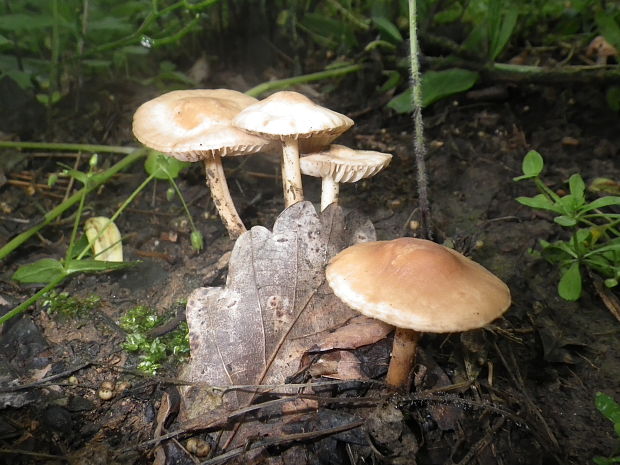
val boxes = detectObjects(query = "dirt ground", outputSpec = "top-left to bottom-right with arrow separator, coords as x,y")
0,62 -> 619,465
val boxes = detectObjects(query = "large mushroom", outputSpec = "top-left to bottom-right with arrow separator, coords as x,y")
299,144 -> 392,211
325,238 -> 511,388
232,91 -> 353,208
133,89 -> 273,238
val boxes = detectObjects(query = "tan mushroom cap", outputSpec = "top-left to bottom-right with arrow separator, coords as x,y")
132,89 -> 269,160
300,145 -> 392,182
326,238 -> 511,333
232,91 -> 354,140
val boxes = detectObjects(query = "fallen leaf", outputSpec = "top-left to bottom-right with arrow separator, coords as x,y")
181,202 -> 375,412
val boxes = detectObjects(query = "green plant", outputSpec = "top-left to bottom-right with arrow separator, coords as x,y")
3,154 -> 136,324
514,150 -> 620,301
0,0 -> 222,106
41,290 -> 101,318
594,392 -> 620,465
119,305 -> 189,375
2,147 -> 205,324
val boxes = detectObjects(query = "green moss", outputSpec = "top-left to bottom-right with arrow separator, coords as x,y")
42,290 -> 101,318
119,306 -> 189,375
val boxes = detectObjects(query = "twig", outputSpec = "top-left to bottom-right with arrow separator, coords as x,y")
0,362 -> 91,392
199,420 -> 365,465
0,448 -> 68,461
588,270 -> 620,323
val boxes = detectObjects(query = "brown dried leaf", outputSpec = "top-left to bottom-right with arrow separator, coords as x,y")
182,202 -> 375,409
311,315 -> 392,352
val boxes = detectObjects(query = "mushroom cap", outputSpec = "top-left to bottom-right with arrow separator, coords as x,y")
325,238 -> 511,333
300,144 -> 392,182
132,89 -> 272,161
586,35 -> 618,58
232,91 -> 354,141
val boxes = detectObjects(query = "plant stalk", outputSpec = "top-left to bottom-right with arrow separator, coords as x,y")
245,64 -> 363,98
409,0 -> 432,240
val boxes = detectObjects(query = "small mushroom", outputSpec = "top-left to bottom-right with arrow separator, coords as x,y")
133,89 -> 272,238
586,35 -> 618,64
233,91 -> 353,208
325,238 -> 511,388
299,144 -> 392,211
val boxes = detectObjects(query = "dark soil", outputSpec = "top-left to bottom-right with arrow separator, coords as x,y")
0,62 -> 619,465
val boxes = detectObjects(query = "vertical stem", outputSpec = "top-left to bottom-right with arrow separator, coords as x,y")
203,155 -> 247,238
282,139 -> 304,207
386,327 -> 421,388
320,177 -> 339,211
409,0 -> 432,240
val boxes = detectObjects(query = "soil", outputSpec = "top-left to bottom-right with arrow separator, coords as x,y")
0,59 -> 619,465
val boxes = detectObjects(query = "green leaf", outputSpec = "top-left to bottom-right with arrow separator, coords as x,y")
64,259 -> 136,275
605,278 -> 618,288
378,70 -> 402,93
0,14 -> 54,31
515,194 -> 559,212
421,69 -> 480,107
12,258 -> 66,284
371,16 -> 403,43
386,88 -> 413,114
488,6 -> 518,60
596,392 -> 620,426
144,152 -> 188,180
517,150 -> 544,179
568,174 -> 585,205
595,13 -> 620,52
558,262 -> 582,301
581,196 -> 620,212
434,2 -> 464,24
554,215 -> 577,227
62,169 -> 90,185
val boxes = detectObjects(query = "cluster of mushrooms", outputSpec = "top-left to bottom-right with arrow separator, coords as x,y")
132,89 -> 511,389
132,89 -> 392,239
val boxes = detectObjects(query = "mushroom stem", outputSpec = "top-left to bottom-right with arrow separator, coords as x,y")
385,328 -> 421,388
281,139 -> 304,207
320,177 -> 339,211
203,155 -> 247,239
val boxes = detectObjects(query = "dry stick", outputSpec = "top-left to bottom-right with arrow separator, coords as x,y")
200,420 -> 365,465
409,0 -> 432,240
588,269 -> 620,322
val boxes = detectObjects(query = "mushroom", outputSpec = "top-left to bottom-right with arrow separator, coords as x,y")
586,35 -> 618,65
232,91 -> 353,208
299,144 -> 392,211
133,89 -> 273,238
325,237 -> 511,388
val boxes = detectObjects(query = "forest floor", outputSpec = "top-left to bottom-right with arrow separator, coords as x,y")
0,64 -> 619,465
